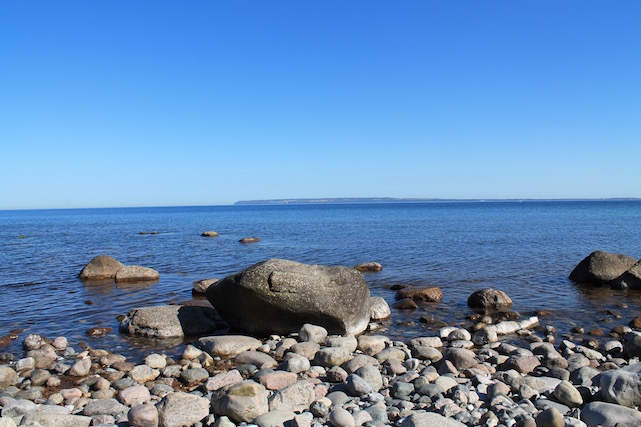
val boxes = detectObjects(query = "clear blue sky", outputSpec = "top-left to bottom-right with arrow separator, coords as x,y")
1,1 -> 640,209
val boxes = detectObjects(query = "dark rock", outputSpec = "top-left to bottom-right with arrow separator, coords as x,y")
392,298 -> 418,310
206,259 -> 371,336
120,305 -> 225,338
611,260 -> 641,289
467,288 -> 512,309
395,286 -> 443,302
78,255 -> 124,281
569,251 -> 637,284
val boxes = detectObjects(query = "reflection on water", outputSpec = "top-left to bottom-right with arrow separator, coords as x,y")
1,201 -> 640,361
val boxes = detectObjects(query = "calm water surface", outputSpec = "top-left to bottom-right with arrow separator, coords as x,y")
1,201 -> 640,361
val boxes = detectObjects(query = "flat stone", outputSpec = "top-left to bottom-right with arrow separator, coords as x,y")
235,351 -> 278,369
157,392 -> 210,427
121,305 -> 223,338
581,401 -> 641,427
400,411 -> 467,426
115,265 -> 159,282
257,371 -> 298,390
205,369 -> 244,392
314,347 -> 352,367
553,380 -> 582,408
82,398 -> 127,417
329,407 -> 355,427
254,410 -> 296,427
198,335 -> 263,357
18,413 -> 92,427
357,335 -> 389,356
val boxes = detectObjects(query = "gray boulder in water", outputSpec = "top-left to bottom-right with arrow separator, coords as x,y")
206,259 -> 371,336
119,305 -> 226,338
78,255 -> 124,281
611,260 -> 641,289
569,251 -> 637,284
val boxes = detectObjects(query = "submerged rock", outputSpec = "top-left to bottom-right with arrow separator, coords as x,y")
201,231 -> 219,237
239,237 -> 260,243
78,255 -> 124,281
206,259 -> 371,336
395,286 -> 443,302
569,250 -> 637,284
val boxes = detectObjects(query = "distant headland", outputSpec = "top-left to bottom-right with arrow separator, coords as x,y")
234,197 -> 640,205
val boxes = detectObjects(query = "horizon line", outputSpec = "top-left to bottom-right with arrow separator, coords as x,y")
2,197 -> 641,212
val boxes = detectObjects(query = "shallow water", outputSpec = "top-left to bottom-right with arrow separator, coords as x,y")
1,201 -> 640,361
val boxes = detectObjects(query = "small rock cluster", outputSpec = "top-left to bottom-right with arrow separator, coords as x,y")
4,312 -> 641,427
78,255 -> 159,283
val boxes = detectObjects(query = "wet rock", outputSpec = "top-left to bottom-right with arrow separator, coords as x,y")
128,403 -> 159,427
239,237 -> 260,243
569,251 -> 637,284
581,401 -> 641,427
355,262 -> 383,272
213,380 -> 269,423
157,392 -> 210,427
198,335 -> 262,357
467,288 -> 513,309
115,265 -> 159,282
208,259 -> 371,336
395,286 -> 443,302
193,278 -> 219,294
612,260 -> 641,289
120,305 -> 223,338
78,255 -> 124,281
202,231 -> 219,237
370,296 -> 391,320
86,326 -> 112,337
393,298 -> 418,309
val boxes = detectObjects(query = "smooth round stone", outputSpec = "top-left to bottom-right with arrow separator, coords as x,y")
325,336 -> 358,353
254,410 -> 296,427
280,355 -> 310,374
182,345 -> 203,360
535,407 -> 564,427
392,382 -> 415,399
30,369 -> 51,386
326,391 -> 350,406
128,403 -> 159,427
157,392 -> 211,427
346,374 -> 373,396
180,368 -> 209,384
129,365 -> 159,383
15,358 -> 36,372
299,324 -> 328,344
329,407 -> 355,427
118,384 -> 151,406
314,347 -> 352,367
145,353 -> 167,369
355,365 -> 383,392
69,358 -> 92,376
553,380 -> 583,408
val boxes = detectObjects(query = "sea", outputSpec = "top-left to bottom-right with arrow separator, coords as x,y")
1,200 -> 640,362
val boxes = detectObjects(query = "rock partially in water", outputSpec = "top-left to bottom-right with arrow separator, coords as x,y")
119,305 -> 225,338
239,237 -> 260,243
78,255 -> 124,281
192,278 -> 219,294
115,265 -> 159,283
611,260 -> 641,290
354,262 -> 383,272
395,286 -> 443,302
201,231 -> 219,237
569,250 -> 637,284
207,259 -> 371,336
467,288 -> 513,310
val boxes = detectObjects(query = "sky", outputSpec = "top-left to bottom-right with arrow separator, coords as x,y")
1,1 -> 640,209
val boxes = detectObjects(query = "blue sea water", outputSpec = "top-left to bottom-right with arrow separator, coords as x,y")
1,200 -> 640,360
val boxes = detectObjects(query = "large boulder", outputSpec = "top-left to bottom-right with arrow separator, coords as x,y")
581,401 -> 641,427
78,255 -> 124,281
467,288 -> 513,310
119,305 -> 226,338
206,259 -> 371,336
569,251 -> 637,284
611,260 -> 641,289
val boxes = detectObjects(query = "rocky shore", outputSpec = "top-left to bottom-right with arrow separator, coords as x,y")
2,252 -> 641,426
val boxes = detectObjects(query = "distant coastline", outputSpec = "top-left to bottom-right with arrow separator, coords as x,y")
234,197 -> 641,205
